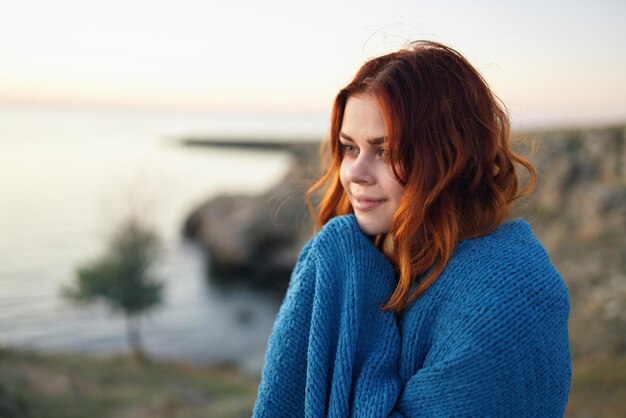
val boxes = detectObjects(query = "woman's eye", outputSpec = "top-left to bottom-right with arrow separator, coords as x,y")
340,143 -> 357,154
377,148 -> 389,159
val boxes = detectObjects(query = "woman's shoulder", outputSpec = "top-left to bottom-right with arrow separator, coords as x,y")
404,219 -> 570,355
425,219 -> 570,321
452,218 -> 564,286
455,219 -> 546,262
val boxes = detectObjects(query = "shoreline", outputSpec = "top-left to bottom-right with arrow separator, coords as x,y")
0,346 -> 260,418
0,341 -> 264,377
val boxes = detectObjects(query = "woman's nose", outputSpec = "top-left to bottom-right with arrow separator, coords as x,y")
345,155 -> 374,184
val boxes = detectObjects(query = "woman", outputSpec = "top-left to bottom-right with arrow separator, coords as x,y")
253,41 -> 571,417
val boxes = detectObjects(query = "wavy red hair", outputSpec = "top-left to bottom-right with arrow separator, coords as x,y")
306,40 -> 536,313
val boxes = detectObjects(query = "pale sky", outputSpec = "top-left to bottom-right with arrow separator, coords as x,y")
1,0 -> 625,128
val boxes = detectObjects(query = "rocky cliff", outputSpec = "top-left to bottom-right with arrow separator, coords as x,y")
183,125 -> 626,357
510,125 -> 626,357
182,139 -> 319,293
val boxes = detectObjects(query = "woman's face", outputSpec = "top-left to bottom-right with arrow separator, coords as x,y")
339,94 -> 404,236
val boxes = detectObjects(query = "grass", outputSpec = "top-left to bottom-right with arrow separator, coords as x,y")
0,348 -> 259,418
2,347 -> 625,417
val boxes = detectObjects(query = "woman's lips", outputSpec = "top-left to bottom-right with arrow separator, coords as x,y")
352,196 -> 386,211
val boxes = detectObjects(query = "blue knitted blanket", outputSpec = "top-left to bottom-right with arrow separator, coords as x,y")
253,215 -> 571,417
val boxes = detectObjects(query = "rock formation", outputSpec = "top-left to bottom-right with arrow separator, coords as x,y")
182,125 -> 626,357
182,140 -> 320,294
510,125 -> 626,357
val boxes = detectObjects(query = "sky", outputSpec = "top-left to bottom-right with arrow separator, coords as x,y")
1,0 -> 625,128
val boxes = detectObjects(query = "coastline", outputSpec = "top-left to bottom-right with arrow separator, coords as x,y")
0,346 -> 260,418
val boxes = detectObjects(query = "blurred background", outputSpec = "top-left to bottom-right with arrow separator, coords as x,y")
0,0 -> 625,417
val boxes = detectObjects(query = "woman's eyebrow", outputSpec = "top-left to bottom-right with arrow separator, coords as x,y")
339,132 -> 385,145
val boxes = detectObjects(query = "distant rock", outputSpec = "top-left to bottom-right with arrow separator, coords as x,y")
511,125 -> 626,247
182,140 -> 320,293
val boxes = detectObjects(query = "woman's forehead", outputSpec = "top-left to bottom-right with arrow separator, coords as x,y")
341,94 -> 386,140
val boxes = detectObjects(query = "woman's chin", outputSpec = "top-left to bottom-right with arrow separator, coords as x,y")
355,215 -> 390,236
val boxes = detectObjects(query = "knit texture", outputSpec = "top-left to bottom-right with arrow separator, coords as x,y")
252,215 -> 571,417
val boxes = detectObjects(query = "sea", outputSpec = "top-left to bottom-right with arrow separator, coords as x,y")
0,103 -> 328,374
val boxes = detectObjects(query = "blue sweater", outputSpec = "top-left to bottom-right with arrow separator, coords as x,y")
253,215 -> 571,417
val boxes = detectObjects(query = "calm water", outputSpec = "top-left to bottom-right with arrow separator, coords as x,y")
0,103 -> 327,373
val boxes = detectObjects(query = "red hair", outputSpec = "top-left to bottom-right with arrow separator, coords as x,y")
306,40 -> 536,313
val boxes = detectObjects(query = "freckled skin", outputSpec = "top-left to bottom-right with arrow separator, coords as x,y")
339,94 -> 404,236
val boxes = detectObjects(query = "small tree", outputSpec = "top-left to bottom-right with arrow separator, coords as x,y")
63,215 -> 164,361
